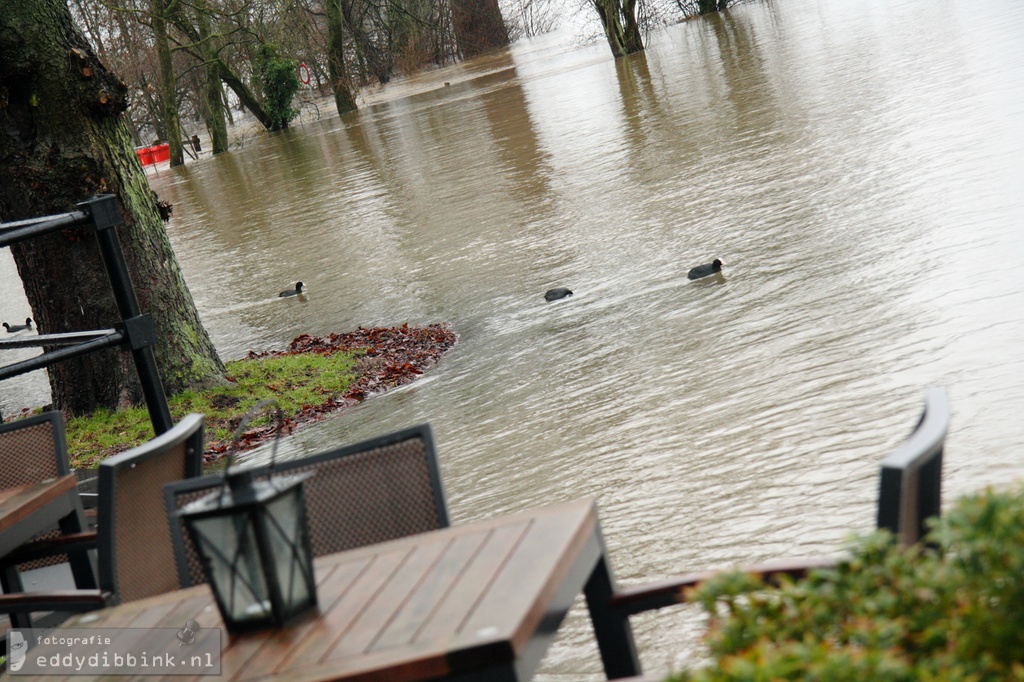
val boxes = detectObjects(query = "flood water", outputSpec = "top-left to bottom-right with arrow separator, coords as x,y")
3,0 -> 1024,676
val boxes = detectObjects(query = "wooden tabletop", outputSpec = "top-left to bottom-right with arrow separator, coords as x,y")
0,475 -> 77,536
0,475 -> 78,545
18,497 -> 634,682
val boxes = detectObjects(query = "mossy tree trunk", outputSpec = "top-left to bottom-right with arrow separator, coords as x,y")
594,0 -> 644,58
151,0 -> 184,166
194,1 -> 228,153
326,0 -> 358,116
0,0 -> 226,416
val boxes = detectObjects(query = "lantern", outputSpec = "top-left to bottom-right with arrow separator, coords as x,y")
179,468 -> 318,633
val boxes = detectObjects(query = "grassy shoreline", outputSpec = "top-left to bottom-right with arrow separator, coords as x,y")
50,323 -> 457,469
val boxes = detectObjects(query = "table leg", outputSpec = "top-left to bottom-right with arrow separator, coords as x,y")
584,547 -> 642,679
58,493 -> 97,590
1,565 -> 33,629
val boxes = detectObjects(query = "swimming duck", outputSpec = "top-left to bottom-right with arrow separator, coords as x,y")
3,318 -> 33,332
544,287 -> 573,301
687,259 -> 724,280
279,282 -> 304,297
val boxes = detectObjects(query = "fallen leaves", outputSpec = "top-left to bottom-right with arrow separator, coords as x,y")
208,323 -> 457,461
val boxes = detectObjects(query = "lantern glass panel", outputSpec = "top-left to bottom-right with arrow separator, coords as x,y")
191,510 -> 272,624
265,491 -> 314,611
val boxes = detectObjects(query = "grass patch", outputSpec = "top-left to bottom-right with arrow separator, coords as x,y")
66,350 -> 357,469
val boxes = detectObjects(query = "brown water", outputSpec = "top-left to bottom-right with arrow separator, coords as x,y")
3,0 -> 1024,676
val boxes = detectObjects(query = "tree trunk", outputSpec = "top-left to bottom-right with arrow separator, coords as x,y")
216,60 -> 277,131
452,0 -> 511,59
195,3 -> 228,153
167,18 -> 276,133
0,0 -> 226,416
327,0 -> 358,115
593,0 -> 644,58
151,0 -> 184,166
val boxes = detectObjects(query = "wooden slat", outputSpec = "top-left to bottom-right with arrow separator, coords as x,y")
328,536 -> 452,659
370,527 -> 492,651
457,499 -> 595,654
246,559 -> 365,674
0,476 -> 76,534
412,520 -> 530,645
279,546 -> 412,669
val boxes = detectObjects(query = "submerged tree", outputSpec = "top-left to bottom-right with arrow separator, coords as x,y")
326,0 -> 359,115
192,0 -> 229,153
151,0 -> 185,166
594,0 -> 644,58
697,0 -> 730,13
451,0 -> 511,59
0,1 -> 226,415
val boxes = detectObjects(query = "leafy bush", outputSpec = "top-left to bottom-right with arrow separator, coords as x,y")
669,485 -> 1024,681
253,44 -> 299,131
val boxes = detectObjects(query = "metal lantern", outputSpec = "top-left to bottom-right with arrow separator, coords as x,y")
179,468 -> 318,633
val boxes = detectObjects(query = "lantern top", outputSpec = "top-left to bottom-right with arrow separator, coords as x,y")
178,469 -> 313,516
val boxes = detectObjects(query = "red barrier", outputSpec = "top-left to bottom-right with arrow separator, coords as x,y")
135,143 -> 170,166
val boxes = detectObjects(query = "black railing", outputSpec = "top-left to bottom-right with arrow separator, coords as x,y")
0,195 -> 173,435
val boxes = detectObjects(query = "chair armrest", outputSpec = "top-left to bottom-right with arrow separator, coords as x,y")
0,531 -> 97,567
0,589 -> 111,613
609,555 -> 842,617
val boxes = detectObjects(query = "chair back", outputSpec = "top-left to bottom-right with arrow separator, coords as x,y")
97,414 -> 204,603
165,423 -> 449,588
0,411 -> 68,489
877,387 -> 950,547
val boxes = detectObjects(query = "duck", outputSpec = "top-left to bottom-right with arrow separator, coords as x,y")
687,258 -> 724,280
3,318 -> 33,332
544,287 -> 573,302
279,282 -> 304,297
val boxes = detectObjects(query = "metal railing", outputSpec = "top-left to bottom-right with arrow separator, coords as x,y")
0,195 -> 173,435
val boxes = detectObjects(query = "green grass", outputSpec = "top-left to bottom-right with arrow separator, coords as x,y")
66,351 -> 358,469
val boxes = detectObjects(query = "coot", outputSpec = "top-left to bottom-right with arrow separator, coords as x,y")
687,259 -> 724,280
544,287 -> 573,301
3,318 -> 33,332
279,282 -> 304,297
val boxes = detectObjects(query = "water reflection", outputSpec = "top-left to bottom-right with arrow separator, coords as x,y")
3,0 -> 1023,677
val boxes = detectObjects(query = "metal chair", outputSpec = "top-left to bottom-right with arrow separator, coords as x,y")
164,422 -> 449,588
0,414 -> 205,617
606,388 -> 951,626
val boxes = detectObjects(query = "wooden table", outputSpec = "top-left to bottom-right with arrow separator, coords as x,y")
0,475 -> 95,628
0,476 -> 80,548
12,498 -> 642,681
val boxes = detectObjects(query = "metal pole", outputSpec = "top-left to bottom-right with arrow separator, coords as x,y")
0,332 -> 126,381
0,330 -> 119,350
0,211 -> 90,248
81,195 -> 174,435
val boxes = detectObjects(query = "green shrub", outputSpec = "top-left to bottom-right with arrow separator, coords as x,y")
253,43 -> 299,131
669,485 -> 1024,681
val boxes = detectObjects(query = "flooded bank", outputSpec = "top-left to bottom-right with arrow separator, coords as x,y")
3,0 -> 1023,676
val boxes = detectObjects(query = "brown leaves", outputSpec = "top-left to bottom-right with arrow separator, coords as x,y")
284,323 -> 457,404
217,324 -> 457,461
